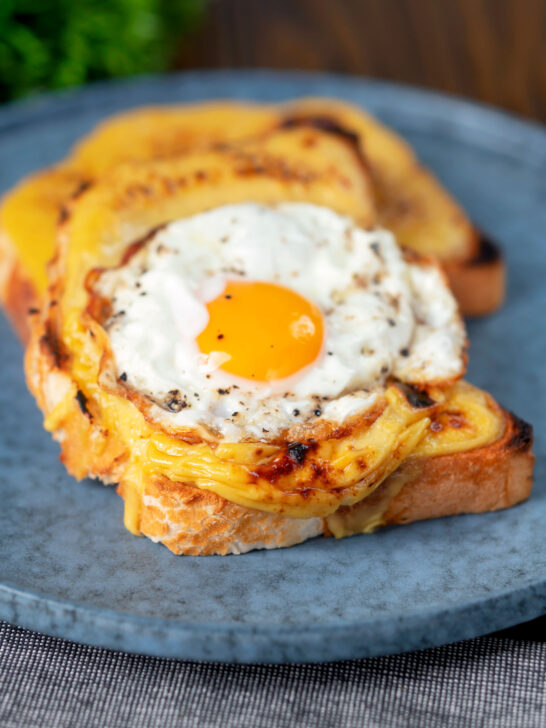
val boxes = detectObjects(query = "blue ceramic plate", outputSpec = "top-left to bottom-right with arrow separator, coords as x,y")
0,71 -> 545,663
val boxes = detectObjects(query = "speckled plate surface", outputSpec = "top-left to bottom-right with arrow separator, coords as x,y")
0,71 -> 545,663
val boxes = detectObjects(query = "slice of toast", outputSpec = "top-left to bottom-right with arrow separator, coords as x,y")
22,125 -> 533,556
74,97 -> 504,316
1,98 -> 503,341
63,98 -> 508,316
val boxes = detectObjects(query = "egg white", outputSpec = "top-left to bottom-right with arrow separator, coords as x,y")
93,203 -> 466,439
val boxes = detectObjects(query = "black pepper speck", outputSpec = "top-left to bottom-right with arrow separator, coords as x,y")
287,442 -> 309,464
165,390 -> 186,413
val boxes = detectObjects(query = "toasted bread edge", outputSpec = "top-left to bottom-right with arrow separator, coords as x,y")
444,236 -> 506,317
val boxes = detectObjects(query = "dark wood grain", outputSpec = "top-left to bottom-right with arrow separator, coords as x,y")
176,0 -> 546,121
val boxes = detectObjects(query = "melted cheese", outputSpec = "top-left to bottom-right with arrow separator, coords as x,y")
413,382 -> 502,458
326,469 -> 412,537
105,385 -> 430,524
43,365 -> 501,535
324,383 -> 503,538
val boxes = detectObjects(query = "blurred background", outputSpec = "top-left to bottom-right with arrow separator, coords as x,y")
1,0 -> 545,120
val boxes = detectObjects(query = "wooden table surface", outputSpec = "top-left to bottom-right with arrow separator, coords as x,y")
177,0 -> 546,122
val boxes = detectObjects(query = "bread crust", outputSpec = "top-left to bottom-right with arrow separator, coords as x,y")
444,236 -> 505,317
136,477 -> 324,556
134,409 -> 533,555
345,410 -> 533,529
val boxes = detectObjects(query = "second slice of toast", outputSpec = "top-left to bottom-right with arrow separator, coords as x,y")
0,98 -> 505,341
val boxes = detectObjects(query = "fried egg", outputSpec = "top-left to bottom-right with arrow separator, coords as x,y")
92,203 -> 466,438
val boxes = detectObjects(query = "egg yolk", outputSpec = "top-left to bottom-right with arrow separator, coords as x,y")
197,281 -> 324,382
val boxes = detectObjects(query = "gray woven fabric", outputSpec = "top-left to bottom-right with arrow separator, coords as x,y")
0,622 -> 544,728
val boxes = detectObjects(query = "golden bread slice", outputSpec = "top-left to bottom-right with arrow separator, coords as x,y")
71,97 -> 507,317
1,98 -> 503,341
22,126 -> 532,555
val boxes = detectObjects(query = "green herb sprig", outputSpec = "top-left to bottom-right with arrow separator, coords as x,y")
0,0 -> 204,102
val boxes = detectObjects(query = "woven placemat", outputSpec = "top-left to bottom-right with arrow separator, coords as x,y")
1,621 -> 545,728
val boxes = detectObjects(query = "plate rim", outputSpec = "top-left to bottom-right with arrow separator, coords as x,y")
2,574 -> 545,662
